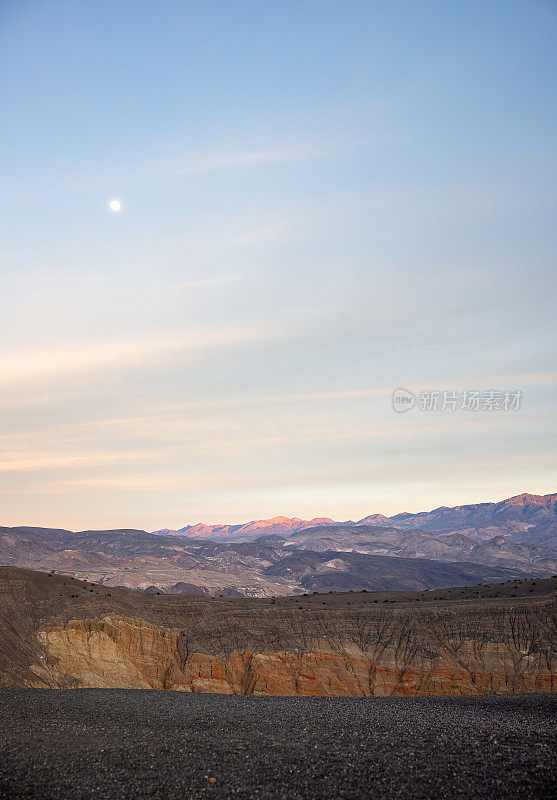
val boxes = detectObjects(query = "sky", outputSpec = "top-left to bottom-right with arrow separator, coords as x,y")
0,0 -> 556,530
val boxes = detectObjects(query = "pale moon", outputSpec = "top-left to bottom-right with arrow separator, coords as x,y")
108,199 -> 121,212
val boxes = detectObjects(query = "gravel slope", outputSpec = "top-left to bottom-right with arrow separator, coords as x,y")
0,691 -> 555,800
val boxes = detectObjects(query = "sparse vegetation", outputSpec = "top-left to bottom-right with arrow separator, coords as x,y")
0,568 -> 555,695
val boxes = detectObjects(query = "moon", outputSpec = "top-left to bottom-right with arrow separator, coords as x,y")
108,199 -> 122,213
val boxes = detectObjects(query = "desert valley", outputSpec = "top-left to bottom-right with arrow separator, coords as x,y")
1,491 -> 555,699
2,493 -> 555,597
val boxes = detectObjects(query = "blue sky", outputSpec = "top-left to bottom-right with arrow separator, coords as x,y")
1,0 -> 556,529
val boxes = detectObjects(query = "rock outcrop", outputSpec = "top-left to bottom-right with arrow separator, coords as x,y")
30,612 -> 556,695
1,567 -> 555,696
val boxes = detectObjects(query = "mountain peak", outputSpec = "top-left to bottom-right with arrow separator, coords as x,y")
152,492 -> 555,543
502,492 -> 555,506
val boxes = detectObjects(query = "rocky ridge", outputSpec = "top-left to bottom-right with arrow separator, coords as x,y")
1,567 -> 555,696
2,493 -> 555,596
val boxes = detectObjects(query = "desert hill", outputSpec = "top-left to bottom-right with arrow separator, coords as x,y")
1,493 -> 555,596
0,525 -> 547,597
0,567 -> 555,696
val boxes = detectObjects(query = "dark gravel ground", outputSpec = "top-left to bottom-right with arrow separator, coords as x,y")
0,690 -> 555,800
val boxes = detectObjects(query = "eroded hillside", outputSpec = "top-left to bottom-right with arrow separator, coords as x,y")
1,567 -> 555,696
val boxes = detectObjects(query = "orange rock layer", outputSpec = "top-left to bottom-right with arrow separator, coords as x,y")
30,615 -> 556,696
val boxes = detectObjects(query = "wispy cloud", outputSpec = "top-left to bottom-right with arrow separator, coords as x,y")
0,320 -> 296,387
0,450 -> 162,473
169,141 -> 331,175
0,412 -> 530,475
0,130 -> 349,199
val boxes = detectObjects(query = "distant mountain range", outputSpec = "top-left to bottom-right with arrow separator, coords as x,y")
154,516 -> 339,541
1,493 -> 555,597
155,493 -> 557,547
